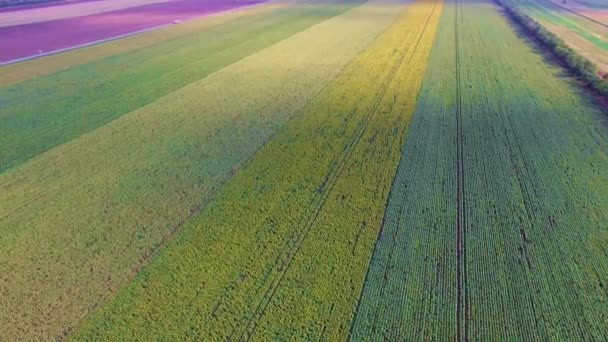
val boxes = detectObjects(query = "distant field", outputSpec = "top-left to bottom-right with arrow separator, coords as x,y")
0,0 -> 287,86
0,0 -> 58,8
573,0 -> 608,8
0,0 -> 172,27
510,0 -> 608,72
1,0 -> 607,339
547,0 -> 608,24
0,0 -> 265,63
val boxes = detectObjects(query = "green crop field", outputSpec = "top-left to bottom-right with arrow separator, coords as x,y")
351,0 -> 608,340
1,0 -> 607,340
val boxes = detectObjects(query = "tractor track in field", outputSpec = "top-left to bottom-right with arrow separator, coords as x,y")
230,2 -> 440,339
454,0 -> 468,340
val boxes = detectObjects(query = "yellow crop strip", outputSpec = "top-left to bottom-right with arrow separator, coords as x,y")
74,0 -> 443,339
251,1 -> 444,340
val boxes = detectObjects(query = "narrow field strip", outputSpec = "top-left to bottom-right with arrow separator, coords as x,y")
240,2 -> 442,339
523,0 -> 608,49
540,0 -> 607,28
545,0 -> 608,24
351,0 -> 608,339
349,1 -> 457,339
0,0 -> 362,173
73,0 -> 441,339
0,1 -> 398,338
0,23 -> 176,67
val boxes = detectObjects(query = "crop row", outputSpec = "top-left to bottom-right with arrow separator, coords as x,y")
459,1 -> 608,339
0,1 -> 396,338
73,0 -> 442,339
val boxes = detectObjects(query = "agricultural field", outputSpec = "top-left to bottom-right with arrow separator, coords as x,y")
0,0 -> 412,338
546,0 -> 608,25
73,0 -> 442,339
1,0 -> 608,340
0,0 -> 291,85
0,0 -> 54,7
0,0 -> 266,63
0,0 -> 173,27
507,0 -> 608,72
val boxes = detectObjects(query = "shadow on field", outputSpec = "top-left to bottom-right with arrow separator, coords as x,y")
494,2 -> 608,115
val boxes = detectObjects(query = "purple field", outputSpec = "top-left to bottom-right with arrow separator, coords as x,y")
0,0 -> 265,63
